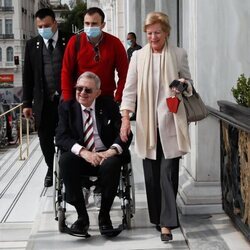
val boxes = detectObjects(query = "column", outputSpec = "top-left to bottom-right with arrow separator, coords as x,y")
177,0 -> 222,214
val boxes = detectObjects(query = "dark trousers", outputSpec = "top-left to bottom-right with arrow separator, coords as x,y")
59,152 -> 121,215
38,98 -> 58,172
143,134 -> 180,229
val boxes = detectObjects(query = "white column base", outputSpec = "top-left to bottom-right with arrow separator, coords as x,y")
177,166 -> 223,215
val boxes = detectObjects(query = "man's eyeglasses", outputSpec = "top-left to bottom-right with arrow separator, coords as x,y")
94,46 -> 100,62
75,86 -> 94,94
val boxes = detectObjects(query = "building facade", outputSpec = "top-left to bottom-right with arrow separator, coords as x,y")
86,0 -> 250,215
50,0 -> 61,7
0,0 -> 50,103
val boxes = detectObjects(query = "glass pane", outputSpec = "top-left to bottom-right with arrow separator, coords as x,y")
6,47 -> 13,61
5,19 -> 12,34
4,0 -> 12,7
0,20 -> 2,34
0,48 -> 2,61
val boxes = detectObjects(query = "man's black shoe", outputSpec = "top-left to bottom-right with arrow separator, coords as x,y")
70,217 -> 90,237
44,171 -> 53,187
99,221 -> 123,237
98,213 -> 123,237
98,213 -> 113,235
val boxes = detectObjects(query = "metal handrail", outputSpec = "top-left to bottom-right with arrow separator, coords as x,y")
0,103 -> 29,160
207,105 -> 250,133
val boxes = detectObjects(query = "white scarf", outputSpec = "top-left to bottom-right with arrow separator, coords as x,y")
135,42 -> 190,158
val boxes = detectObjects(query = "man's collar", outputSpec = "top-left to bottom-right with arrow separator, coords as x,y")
87,32 -> 104,46
80,99 -> 96,111
42,29 -> 59,44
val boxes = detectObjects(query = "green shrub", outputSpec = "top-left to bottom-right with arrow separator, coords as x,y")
231,74 -> 250,107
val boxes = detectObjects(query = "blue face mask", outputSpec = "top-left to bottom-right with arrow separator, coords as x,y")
84,27 -> 101,38
38,27 -> 54,40
127,40 -> 132,47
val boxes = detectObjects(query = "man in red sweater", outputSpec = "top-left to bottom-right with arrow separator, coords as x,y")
61,7 -> 128,103
61,7 -> 128,208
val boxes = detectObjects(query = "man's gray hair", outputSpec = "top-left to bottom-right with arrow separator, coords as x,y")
77,71 -> 101,89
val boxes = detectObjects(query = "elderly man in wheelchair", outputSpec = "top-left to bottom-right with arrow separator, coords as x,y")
55,72 -> 132,237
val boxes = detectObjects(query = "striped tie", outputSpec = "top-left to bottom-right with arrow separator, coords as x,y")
83,109 -> 95,151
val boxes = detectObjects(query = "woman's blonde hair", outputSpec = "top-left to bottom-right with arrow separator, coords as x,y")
143,12 -> 171,35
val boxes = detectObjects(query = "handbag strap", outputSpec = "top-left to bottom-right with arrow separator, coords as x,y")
189,84 -> 199,98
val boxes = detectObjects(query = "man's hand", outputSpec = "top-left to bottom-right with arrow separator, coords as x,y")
79,149 -> 103,167
23,108 -> 33,119
97,148 -> 117,164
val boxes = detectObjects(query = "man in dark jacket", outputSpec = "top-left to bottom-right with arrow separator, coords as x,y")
126,32 -> 142,62
56,71 -> 132,237
22,8 -> 71,187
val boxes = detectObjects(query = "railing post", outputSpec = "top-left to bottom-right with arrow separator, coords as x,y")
19,105 -> 24,160
0,103 -> 30,160
26,118 -> 29,158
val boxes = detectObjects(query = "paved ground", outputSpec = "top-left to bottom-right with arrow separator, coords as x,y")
0,131 -> 249,250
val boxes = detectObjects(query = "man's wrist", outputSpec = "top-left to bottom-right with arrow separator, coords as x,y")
79,147 -> 87,156
110,146 -> 119,154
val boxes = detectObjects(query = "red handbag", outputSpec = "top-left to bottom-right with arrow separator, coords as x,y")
166,96 -> 180,113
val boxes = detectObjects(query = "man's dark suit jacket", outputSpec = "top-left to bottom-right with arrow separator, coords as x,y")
22,30 -> 71,128
56,96 -> 132,163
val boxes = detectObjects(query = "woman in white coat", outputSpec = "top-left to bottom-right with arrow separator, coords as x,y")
120,12 -> 193,242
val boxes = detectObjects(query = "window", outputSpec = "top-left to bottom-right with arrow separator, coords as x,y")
5,19 -> 12,34
6,47 -> 13,62
4,0 -> 12,7
0,20 -> 2,34
0,48 -> 2,61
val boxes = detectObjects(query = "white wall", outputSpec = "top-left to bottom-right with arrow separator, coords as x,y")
86,0 -> 250,214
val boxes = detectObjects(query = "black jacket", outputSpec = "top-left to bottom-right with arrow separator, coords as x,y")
55,97 -> 132,163
22,30 -> 71,128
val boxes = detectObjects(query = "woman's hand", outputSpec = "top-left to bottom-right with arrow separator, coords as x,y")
120,116 -> 131,142
171,78 -> 187,95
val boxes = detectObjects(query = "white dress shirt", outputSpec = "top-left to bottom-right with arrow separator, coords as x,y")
71,100 -> 122,155
43,29 -> 59,49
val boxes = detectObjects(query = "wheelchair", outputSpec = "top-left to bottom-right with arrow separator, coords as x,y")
53,148 -> 135,237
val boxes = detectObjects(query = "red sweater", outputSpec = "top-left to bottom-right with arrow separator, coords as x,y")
61,32 -> 128,102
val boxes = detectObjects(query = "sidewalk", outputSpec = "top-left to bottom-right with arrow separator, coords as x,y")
180,213 -> 249,250
0,133 -> 249,249
25,140 -> 189,250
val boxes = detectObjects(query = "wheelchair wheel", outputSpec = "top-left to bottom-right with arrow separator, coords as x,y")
128,162 -> 136,215
53,149 -> 65,223
124,203 -> 132,229
58,206 -> 66,233
121,162 -> 135,229
53,149 -> 60,220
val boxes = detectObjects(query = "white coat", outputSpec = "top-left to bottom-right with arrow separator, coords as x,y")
121,43 -> 192,160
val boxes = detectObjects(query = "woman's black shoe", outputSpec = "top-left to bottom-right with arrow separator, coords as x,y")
161,233 -> 173,242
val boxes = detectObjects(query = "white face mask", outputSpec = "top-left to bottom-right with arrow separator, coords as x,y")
84,26 -> 101,38
127,40 -> 132,47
